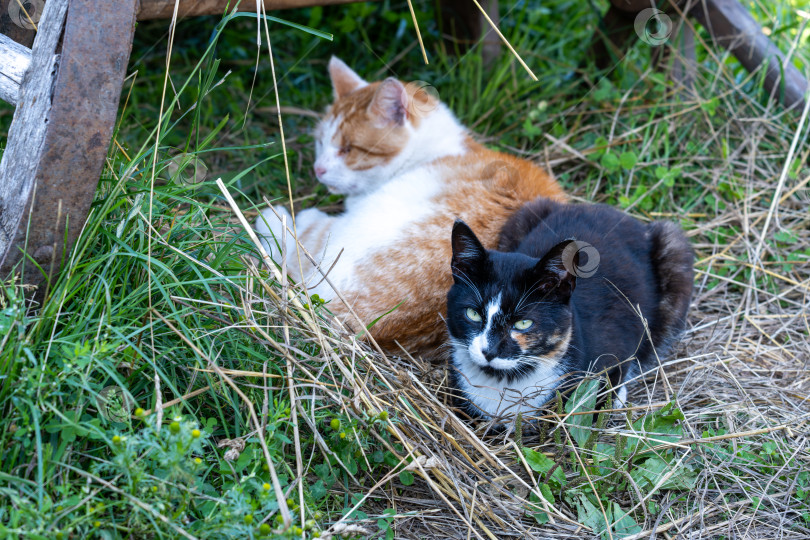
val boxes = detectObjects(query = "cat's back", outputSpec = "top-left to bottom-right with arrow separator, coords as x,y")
501,199 -> 660,323
501,199 -> 650,263
436,144 -> 565,203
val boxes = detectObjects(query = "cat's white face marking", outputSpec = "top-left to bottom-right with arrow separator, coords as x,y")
468,294 -> 522,371
312,105 -> 466,198
469,294 -> 501,367
452,340 -> 562,420
313,115 -> 359,194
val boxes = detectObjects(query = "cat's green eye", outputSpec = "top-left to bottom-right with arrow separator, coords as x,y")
513,319 -> 533,331
466,308 -> 482,322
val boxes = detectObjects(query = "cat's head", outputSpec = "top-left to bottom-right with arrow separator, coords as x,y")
312,57 -> 462,196
446,221 -> 578,386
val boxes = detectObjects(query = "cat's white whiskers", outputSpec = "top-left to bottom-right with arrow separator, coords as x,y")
514,298 -> 555,312
514,287 -> 541,313
452,270 -> 483,304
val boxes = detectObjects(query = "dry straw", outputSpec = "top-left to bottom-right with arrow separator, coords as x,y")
201,152 -> 809,537
186,15 -> 809,539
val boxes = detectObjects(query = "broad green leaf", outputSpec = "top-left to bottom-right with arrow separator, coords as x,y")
575,494 -> 608,538
592,136 -> 609,158
522,447 -> 566,487
523,118 -> 542,137
620,151 -> 638,170
611,502 -> 642,538
539,483 -> 554,504
533,510 -> 549,524
774,230 -> 799,244
601,152 -> 620,172
311,480 -> 327,501
565,378 -> 600,447
630,456 -> 696,492
399,470 -> 415,486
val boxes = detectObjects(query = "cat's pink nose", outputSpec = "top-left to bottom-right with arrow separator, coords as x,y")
314,165 -> 326,178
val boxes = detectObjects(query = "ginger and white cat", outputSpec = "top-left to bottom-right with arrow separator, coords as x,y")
256,57 -> 565,356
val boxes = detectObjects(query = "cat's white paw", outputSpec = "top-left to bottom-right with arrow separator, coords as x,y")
295,207 -> 327,231
614,386 -> 628,409
255,205 -> 293,259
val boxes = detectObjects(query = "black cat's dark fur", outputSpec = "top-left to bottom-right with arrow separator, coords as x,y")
446,198 -> 694,420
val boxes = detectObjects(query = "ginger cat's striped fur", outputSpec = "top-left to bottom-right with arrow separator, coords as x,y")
256,57 -> 565,356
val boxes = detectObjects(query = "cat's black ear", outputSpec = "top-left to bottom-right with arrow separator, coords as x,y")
369,78 -> 408,126
451,220 -> 487,281
531,239 -> 578,300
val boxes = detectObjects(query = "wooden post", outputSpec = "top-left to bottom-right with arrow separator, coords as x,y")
0,0 -> 138,287
437,0 -> 501,65
690,0 -> 807,110
0,0 -> 67,273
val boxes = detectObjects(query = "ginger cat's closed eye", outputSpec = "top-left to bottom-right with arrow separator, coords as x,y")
256,57 -> 565,356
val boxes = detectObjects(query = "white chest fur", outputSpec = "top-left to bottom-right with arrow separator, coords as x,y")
315,165 -> 443,293
451,344 -> 563,419
256,162 -> 446,299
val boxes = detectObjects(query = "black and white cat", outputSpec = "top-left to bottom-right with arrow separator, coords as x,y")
446,198 -> 694,420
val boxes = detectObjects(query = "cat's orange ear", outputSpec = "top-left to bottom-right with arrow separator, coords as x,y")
369,78 -> 408,126
328,56 -> 367,99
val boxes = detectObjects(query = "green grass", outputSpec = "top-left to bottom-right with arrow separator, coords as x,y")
2,0 -> 810,538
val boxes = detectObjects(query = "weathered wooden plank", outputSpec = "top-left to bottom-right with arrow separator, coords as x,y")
0,32 -> 33,106
690,0 -> 807,110
137,0 -> 362,20
0,0 -> 139,287
0,0 -> 68,272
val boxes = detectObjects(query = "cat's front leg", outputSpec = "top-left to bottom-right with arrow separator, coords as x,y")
256,204 -> 297,275
294,206 -> 329,233
255,205 -> 333,284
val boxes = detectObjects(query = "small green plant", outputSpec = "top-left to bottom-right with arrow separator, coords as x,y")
523,379 -> 696,539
